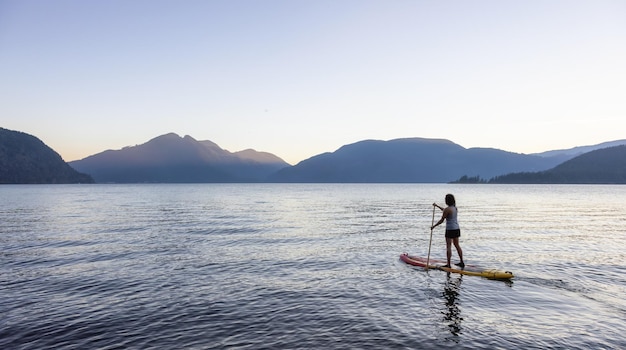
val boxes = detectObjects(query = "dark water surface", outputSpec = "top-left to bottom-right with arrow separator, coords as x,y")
1,184 -> 625,349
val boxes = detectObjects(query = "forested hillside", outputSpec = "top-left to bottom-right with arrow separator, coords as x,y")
0,128 -> 94,184
489,146 -> 626,184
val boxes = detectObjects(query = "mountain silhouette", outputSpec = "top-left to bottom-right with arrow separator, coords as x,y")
268,138 -> 565,183
490,145 -> 626,184
532,139 -> 626,159
0,127 -> 94,184
9,126 -> 622,184
69,133 -> 289,183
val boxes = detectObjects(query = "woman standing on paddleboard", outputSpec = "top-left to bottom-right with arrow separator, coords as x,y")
432,194 -> 465,268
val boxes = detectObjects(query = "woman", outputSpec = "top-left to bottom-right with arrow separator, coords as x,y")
432,194 -> 465,268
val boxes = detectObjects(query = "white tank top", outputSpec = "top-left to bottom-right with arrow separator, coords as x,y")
446,206 -> 460,230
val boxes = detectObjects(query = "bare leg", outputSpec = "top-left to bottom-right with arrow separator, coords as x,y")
452,238 -> 464,264
446,238 -> 453,266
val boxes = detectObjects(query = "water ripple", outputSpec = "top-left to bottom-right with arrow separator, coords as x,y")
1,184 -> 625,349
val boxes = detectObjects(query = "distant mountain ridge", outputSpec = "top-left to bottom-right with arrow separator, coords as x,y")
0,127 -> 94,184
268,138 -> 567,183
5,126 -> 624,184
491,145 -> 626,184
69,133 -> 289,183
532,139 -> 626,159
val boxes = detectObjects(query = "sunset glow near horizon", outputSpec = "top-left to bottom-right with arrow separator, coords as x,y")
1,1 -> 625,165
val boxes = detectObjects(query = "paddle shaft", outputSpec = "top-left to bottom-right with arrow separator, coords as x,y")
425,205 -> 435,270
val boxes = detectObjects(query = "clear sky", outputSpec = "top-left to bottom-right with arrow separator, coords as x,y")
1,0 -> 625,165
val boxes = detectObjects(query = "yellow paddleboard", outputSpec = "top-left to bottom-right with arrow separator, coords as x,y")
400,253 -> 514,280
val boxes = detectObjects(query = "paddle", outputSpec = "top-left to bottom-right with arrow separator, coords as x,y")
425,204 -> 435,270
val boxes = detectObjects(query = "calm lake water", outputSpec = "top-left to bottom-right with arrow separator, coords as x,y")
1,184 -> 625,349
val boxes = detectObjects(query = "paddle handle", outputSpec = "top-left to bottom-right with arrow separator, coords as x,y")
426,204 -> 435,270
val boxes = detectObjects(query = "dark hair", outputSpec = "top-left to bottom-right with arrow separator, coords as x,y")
445,194 -> 456,206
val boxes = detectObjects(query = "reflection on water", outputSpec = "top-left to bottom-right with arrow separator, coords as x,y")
443,273 -> 463,337
1,184 -> 625,349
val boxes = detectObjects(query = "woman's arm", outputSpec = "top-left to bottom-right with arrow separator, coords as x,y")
431,207 -> 450,230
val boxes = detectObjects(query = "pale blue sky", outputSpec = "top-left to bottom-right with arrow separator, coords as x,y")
1,0 -> 625,164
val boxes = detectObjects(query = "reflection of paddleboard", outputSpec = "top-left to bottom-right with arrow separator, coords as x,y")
400,253 -> 514,280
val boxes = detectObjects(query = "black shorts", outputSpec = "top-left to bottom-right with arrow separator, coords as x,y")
445,229 -> 461,239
